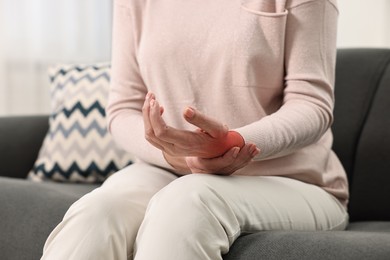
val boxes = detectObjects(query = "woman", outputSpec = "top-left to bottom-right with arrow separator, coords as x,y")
42,0 -> 348,259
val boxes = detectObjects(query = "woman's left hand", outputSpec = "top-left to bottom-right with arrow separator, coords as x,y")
142,92 -> 245,158
185,143 -> 260,175
162,143 -> 260,176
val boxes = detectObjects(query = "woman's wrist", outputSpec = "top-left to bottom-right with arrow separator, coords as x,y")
223,131 -> 245,150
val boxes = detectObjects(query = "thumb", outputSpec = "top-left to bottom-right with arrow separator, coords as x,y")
183,107 -> 228,138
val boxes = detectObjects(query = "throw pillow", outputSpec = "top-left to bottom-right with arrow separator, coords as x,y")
28,63 -> 133,183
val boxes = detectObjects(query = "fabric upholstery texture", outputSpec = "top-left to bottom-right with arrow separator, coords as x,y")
349,58 -> 390,221
0,116 -> 48,179
224,230 -> 390,260
332,49 -> 390,180
28,63 -> 133,183
332,49 -> 390,221
0,177 -> 97,259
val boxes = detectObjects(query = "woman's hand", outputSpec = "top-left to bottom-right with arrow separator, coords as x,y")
162,152 -> 192,175
142,92 -> 245,158
163,144 -> 260,176
186,143 -> 260,175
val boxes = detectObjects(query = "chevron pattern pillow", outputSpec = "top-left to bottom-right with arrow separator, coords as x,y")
28,63 -> 133,183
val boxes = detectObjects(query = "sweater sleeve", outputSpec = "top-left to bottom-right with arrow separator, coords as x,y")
106,1 -> 171,169
235,0 -> 338,160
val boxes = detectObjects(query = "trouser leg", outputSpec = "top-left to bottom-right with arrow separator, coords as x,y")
134,174 -> 348,260
41,163 -> 177,260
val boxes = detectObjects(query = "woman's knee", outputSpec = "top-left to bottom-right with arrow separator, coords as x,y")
66,188 -> 141,225
136,174 -> 236,255
147,174 -> 218,212
144,174 -> 237,233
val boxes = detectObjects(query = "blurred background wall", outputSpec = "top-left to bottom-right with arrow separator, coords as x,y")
0,0 -> 112,116
337,0 -> 390,48
0,0 -> 389,116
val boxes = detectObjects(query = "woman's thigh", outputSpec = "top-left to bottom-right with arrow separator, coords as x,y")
134,174 -> 348,260
219,175 -> 349,232
101,162 -> 178,196
42,162 -> 178,260
149,174 -> 348,234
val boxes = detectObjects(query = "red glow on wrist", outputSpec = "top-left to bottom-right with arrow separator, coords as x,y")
224,131 -> 245,150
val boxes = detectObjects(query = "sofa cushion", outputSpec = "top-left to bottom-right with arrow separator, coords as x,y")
28,63 -> 133,183
347,221 -> 390,232
224,229 -> 390,260
349,60 -> 390,221
332,49 -> 390,221
0,116 -> 48,179
0,177 -> 98,260
332,49 -> 390,181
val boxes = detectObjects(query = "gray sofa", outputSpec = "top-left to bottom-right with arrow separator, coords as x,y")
1,48 -> 390,260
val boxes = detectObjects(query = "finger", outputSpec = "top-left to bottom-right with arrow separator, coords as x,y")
229,143 -> 258,168
210,144 -> 256,175
142,93 -> 173,151
199,146 -> 251,175
142,92 -> 154,139
160,105 -> 164,116
245,143 -> 260,157
149,100 -> 203,148
149,99 -> 178,140
183,107 -> 228,139
188,144 -> 260,175
235,143 -> 255,157
149,99 -> 169,133
192,147 -> 240,172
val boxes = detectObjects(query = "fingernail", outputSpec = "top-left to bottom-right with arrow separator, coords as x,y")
232,147 -> 240,158
185,107 -> 195,119
150,99 -> 155,107
252,148 -> 260,157
146,92 -> 151,99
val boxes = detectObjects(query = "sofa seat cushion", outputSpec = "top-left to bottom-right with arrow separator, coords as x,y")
347,221 -> 390,232
225,229 -> 390,260
0,177 -> 98,260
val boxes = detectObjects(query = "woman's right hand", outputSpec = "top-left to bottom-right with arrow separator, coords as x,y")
143,93 -> 245,159
185,143 -> 260,175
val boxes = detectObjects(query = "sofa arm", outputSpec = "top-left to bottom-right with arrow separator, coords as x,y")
0,115 -> 49,178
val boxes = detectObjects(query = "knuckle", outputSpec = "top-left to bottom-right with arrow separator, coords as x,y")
221,125 -> 229,134
218,124 -> 229,135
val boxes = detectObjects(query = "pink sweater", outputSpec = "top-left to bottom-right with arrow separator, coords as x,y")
106,0 -> 348,206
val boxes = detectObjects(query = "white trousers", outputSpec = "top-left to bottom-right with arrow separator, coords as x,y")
41,162 -> 348,260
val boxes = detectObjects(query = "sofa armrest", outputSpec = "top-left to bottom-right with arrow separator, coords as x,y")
0,115 -> 49,178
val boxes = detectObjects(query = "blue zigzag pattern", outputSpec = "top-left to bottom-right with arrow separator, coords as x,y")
51,72 -> 110,98
50,120 -> 107,138
33,161 -> 132,180
50,65 -> 110,83
51,101 -> 105,119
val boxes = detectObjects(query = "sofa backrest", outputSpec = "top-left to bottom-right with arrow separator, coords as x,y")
332,48 -> 390,221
